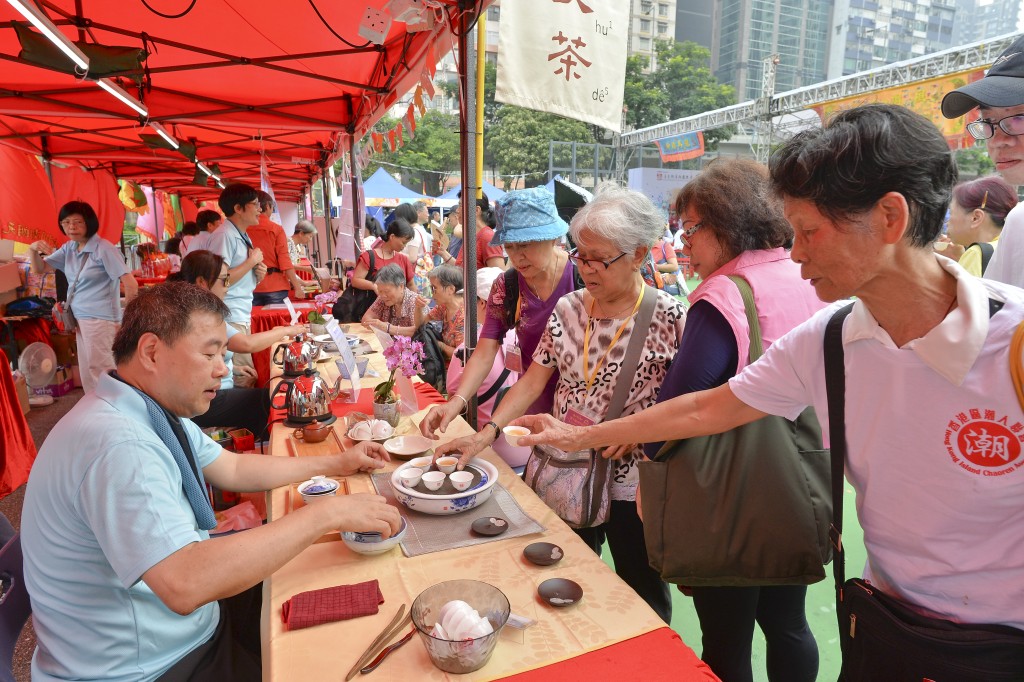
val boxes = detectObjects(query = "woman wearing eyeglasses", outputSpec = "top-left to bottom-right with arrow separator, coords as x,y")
29,201 -> 139,394
171,250 -> 306,435
645,159 -> 826,682
433,185 -> 686,624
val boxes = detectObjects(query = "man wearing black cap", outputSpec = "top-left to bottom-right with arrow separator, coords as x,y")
942,35 -> 1024,287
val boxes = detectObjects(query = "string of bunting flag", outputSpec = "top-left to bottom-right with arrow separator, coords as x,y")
357,65 -> 437,170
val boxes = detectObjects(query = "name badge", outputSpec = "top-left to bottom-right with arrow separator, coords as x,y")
564,407 -> 597,427
504,344 -> 523,373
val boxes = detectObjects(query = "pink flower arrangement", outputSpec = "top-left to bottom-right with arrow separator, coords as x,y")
375,336 -> 425,403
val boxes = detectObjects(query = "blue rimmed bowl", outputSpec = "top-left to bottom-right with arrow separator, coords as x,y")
389,457 -> 499,515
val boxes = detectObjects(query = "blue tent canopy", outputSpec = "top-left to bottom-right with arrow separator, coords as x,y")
438,180 -> 506,202
363,167 -> 432,203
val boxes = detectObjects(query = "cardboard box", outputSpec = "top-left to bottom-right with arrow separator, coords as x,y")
13,372 -> 29,415
30,365 -> 74,398
0,261 -> 20,292
49,332 -> 78,366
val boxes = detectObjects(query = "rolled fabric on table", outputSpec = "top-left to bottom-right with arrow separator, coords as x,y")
281,579 -> 384,630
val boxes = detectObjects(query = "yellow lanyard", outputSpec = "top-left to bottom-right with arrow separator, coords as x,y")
582,285 -> 645,392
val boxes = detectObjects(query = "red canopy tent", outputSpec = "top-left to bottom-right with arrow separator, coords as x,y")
0,0 -> 464,205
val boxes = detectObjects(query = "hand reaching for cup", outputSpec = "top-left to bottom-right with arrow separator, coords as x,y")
432,432 -> 491,469
510,414 -> 592,452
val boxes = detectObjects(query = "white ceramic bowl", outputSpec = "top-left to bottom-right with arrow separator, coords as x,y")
502,425 -> 531,448
390,457 -> 499,515
297,476 -> 339,505
341,517 -> 408,556
347,419 -> 394,442
383,435 -> 434,458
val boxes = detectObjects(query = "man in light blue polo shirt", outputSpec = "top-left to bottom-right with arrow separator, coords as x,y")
206,183 -> 266,387
21,282 -> 401,681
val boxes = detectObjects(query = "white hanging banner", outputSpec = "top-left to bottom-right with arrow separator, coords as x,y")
496,0 -> 629,132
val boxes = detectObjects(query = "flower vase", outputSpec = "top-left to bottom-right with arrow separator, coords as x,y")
373,399 -> 400,427
309,322 -> 327,336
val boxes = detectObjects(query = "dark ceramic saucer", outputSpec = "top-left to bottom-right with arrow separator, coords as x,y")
538,578 -> 583,607
471,516 -> 509,536
524,542 -> 563,566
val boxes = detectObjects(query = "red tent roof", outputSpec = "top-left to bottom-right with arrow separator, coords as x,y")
0,0 -> 461,202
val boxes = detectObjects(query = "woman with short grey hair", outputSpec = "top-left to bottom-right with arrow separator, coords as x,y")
426,264 -> 465,360
435,183 -> 686,624
288,219 -> 318,272
362,263 -> 428,336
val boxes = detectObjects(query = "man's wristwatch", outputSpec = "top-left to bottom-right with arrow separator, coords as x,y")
483,421 -> 501,440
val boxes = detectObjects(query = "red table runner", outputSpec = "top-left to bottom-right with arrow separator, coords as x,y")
269,380 -> 445,424
251,304 -> 314,388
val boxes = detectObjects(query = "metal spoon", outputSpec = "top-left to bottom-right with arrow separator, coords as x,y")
359,627 -> 416,674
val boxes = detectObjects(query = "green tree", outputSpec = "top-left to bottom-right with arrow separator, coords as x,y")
488,106 -> 595,187
623,40 -> 736,149
357,111 -> 460,195
954,144 -> 996,179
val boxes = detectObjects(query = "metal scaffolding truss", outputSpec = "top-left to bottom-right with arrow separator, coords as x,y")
621,32 -> 1022,147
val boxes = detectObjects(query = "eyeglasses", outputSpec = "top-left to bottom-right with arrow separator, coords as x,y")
218,274 -> 231,287
966,114 -> 1024,140
678,221 -> 703,248
60,218 -> 86,228
568,249 -> 629,270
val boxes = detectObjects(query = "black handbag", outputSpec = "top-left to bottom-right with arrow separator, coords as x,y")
331,250 -> 377,323
823,304 -> 1024,681
638,275 -> 832,586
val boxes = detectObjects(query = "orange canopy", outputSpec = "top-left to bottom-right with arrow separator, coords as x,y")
0,1 -> 463,202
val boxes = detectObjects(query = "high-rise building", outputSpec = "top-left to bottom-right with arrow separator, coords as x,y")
628,0 -> 679,69
711,0 -> 833,103
952,0 -> 1021,48
826,0 -> 956,79
676,0 -> 715,49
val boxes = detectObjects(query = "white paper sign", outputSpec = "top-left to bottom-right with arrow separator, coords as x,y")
496,0 -> 629,131
372,327 -> 394,351
395,371 -> 418,415
283,297 -> 300,325
326,319 -> 360,402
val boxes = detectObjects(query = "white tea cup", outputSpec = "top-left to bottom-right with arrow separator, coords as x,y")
449,471 -> 473,492
399,468 -> 423,488
502,425 -> 531,448
421,471 -> 446,491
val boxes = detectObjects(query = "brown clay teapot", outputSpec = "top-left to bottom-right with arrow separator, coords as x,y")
292,419 -> 334,443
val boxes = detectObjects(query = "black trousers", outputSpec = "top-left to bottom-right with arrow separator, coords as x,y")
252,290 -> 289,306
192,387 -> 272,441
691,584 -> 818,682
574,499 -> 672,624
157,583 -> 263,681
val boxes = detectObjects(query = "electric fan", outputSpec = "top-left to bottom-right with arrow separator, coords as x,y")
18,342 -> 58,407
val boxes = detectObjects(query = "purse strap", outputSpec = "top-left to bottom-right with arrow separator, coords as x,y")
726,275 -> 764,363
605,284 -> 659,421
823,303 -> 855,599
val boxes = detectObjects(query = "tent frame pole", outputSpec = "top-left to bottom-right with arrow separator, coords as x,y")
458,0 -> 480,428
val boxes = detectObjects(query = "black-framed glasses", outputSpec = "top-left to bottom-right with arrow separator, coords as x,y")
966,114 -> 1024,140
568,249 -> 629,270
678,221 -> 703,248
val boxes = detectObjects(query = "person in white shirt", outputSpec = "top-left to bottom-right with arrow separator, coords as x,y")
517,104 -> 1024,642
941,34 -> 1024,288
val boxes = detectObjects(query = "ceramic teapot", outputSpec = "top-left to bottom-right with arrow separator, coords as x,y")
271,368 -> 345,422
272,333 -> 326,376
293,419 -> 334,443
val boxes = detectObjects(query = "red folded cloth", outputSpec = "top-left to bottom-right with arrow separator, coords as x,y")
281,579 -> 384,630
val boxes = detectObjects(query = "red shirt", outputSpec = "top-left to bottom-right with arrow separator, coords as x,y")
249,215 -> 295,293
456,225 -> 505,269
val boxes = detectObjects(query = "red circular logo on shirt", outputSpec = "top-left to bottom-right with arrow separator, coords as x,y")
956,420 -> 1021,468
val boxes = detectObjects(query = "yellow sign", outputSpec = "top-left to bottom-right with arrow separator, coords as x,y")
813,69 -> 985,148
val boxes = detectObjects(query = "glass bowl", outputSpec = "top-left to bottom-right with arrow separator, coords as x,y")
411,580 -> 510,674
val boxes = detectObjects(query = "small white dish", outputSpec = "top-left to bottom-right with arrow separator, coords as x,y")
502,425 -> 531,447
384,435 -> 434,459
348,419 -> 394,442
399,468 -> 424,488
421,471 -> 446,491
435,457 -> 459,475
449,471 -> 474,492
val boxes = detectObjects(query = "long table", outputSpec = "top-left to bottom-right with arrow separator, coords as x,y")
261,328 -> 716,681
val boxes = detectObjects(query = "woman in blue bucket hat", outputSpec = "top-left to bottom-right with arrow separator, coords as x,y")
433,184 -> 687,624
420,187 -> 581,435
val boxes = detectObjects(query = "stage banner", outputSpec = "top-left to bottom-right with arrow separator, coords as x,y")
496,0 -> 629,132
657,131 -> 705,162
812,69 -> 985,149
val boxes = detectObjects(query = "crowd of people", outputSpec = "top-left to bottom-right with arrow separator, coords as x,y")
15,36 -> 1024,681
